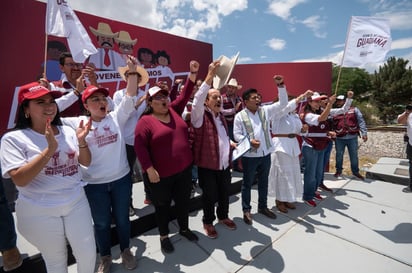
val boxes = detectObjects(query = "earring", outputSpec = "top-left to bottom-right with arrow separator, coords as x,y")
25,113 -> 29,119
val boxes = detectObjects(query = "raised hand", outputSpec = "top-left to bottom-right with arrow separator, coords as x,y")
44,118 -> 58,153
76,117 -> 92,145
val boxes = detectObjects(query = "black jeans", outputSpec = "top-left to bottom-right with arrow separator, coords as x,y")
144,166 -> 192,236
198,167 -> 231,224
407,142 -> 412,188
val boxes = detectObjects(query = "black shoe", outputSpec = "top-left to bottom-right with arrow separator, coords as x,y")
243,211 -> 253,225
258,208 -> 277,219
353,173 -> 365,181
402,186 -> 412,193
179,229 -> 199,241
160,237 -> 174,253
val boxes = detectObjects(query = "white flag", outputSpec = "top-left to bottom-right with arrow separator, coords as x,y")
46,0 -> 97,63
341,16 -> 391,68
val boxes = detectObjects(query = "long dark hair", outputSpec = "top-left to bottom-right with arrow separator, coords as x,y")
14,100 -> 62,130
304,101 -> 321,115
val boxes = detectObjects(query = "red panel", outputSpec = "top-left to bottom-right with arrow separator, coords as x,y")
1,0 -> 212,135
229,62 -> 332,102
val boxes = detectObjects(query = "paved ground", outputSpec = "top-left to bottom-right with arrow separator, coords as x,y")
3,171 -> 412,273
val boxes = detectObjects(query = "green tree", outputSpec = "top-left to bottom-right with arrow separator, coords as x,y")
332,65 -> 372,99
370,57 -> 412,123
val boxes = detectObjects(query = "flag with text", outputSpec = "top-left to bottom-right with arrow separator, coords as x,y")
46,0 -> 97,63
342,16 -> 391,68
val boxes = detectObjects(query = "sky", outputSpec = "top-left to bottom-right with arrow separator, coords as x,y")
42,0 -> 412,73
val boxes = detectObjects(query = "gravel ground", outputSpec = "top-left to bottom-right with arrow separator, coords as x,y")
327,128 -> 408,175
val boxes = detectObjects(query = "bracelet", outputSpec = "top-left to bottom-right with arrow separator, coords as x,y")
78,144 -> 88,148
277,82 -> 285,87
190,71 -> 198,74
127,72 -> 139,76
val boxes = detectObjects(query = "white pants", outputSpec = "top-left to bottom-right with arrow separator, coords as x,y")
16,190 -> 96,273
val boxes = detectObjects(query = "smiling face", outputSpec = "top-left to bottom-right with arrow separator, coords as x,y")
60,56 -> 83,85
308,100 -> 321,111
24,94 -> 58,129
83,91 -> 108,121
206,89 -> 222,115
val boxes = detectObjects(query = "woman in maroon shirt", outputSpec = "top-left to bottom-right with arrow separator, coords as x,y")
134,60 -> 199,253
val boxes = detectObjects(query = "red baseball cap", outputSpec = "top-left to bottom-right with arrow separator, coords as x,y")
82,85 -> 109,103
18,82 -> 62,104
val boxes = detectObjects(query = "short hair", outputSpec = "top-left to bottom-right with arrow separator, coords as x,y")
155,50 -> 171,65
59,52 -> 73,66
242,88 -> 258,101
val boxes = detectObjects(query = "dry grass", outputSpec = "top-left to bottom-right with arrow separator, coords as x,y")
328,149 -> 378,176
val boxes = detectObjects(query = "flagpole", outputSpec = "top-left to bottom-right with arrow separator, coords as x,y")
335,16 -> 353,95
43,33 -> 48,80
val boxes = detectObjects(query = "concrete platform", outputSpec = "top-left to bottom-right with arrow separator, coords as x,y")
1,170 -> 412,273
366,157 -> 410,185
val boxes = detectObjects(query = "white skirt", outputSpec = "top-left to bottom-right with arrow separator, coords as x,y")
268,151 -> 303,202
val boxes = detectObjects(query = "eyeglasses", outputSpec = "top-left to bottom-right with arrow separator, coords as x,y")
249,95 -> 262,100
152,94 -> 169,101
64,63 -> 83,69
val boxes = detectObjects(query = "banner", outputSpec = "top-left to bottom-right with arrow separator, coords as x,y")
46,0 -> 97,63
341,16 -> 391,67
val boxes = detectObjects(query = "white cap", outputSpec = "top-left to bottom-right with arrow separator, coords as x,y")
336,95 -> 345,100
148,86 -> 167,97
310,92 -> 328,101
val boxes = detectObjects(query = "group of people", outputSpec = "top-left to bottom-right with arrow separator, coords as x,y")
1,51 -> 375,273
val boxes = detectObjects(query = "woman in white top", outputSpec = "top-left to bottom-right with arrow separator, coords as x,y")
268,89 -> 313,213
0,82 -> 96,273
60,56 -> 142,272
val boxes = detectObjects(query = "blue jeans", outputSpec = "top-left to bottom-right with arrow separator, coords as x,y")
323,141 -> 333,171
302,146 -> 326,201
241,154 -> 271,211
0,176 -> 17,251
85,174 -> 132,256
335,136 -> 359,174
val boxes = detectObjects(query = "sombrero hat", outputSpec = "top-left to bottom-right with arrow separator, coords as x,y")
89,22 -> 118,38
118,65 -> 149,87
115,31 -> 137,45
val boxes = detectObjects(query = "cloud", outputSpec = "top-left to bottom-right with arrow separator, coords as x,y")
376,10 -> 412,31
391,38 -> 412,50
238,56 -> 253,63
267,38 -> 286,51
300,15 -> 327,38
267,0 -> 307,20
57,0 -> 247,40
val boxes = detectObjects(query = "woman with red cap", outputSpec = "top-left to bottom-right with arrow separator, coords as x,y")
0,82 -> 96,272
60,56 -> 143,272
